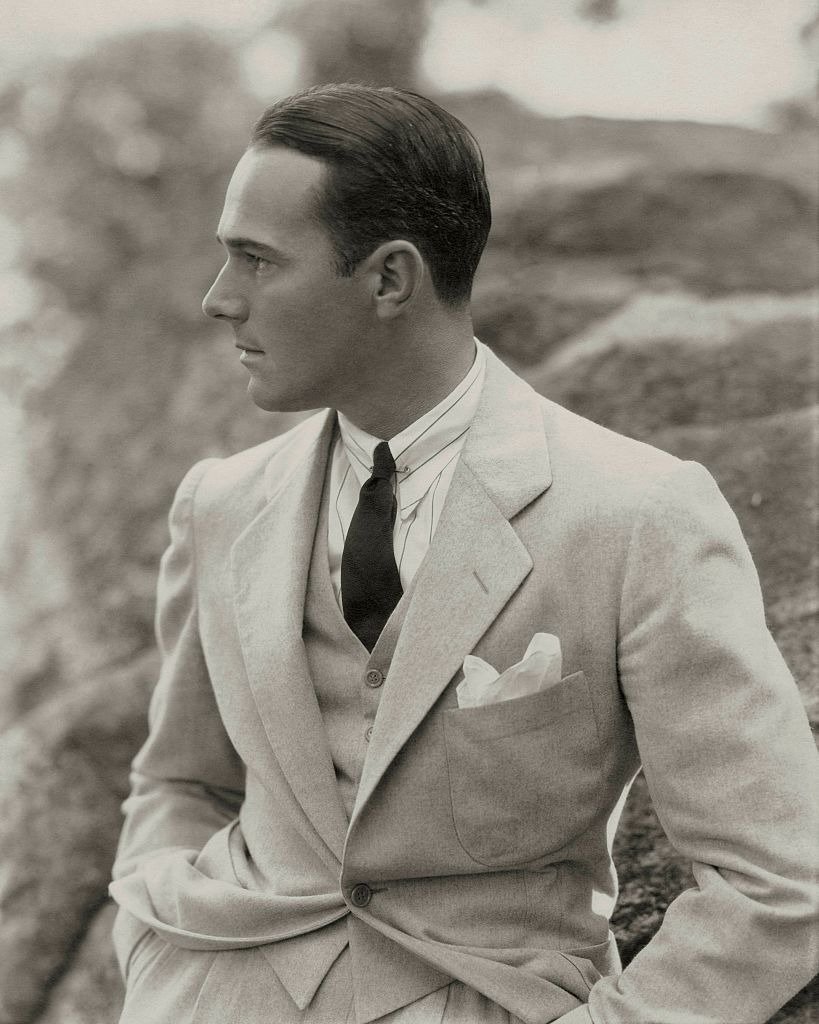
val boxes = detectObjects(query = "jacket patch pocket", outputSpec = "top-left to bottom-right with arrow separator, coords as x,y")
442,671 -> 601,867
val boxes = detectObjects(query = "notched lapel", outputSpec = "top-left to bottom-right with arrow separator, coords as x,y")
353,347 -> 554,821
230,411 -> 349,862
353,462 -> 535,820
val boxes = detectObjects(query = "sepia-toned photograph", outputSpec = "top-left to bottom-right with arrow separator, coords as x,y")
0,1 -> 817,1022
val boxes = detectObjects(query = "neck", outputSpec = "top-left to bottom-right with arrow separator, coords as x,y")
336,319 -> 476,439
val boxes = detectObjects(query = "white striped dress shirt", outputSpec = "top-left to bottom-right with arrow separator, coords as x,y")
328,340 -> 486,609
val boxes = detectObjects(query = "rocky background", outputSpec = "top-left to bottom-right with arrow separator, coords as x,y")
0,5 -> 816,1022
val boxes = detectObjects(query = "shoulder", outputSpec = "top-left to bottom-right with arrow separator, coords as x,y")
481,344 -> 724,534
539,392 -> 684,498
177,410 -> 330,524
481,341 -> 687,510
529,394 -> 751,606
542,392 -> 677,478
533,392 -> 733,542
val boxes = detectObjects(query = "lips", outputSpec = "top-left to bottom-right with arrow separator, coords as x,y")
235,341 -> 264,354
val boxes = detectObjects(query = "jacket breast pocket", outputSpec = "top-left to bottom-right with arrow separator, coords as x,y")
442,670 -> 601,867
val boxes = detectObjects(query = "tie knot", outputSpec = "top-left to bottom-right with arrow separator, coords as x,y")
371,441 -> 396,481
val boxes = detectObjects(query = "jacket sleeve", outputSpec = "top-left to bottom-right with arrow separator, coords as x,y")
562,460 -> 819,1024
109,458 -> 245,975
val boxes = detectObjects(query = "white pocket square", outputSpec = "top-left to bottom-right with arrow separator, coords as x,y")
456,633 -> 563,709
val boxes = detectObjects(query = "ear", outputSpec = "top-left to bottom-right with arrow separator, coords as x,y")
364,241 -> 424,320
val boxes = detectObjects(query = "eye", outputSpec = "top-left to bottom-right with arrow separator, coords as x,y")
242,252 -> 271,273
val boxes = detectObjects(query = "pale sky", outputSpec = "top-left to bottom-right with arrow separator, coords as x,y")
0,0 -> 815,126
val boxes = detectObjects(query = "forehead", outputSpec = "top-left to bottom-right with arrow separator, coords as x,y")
218,145 -> 328,245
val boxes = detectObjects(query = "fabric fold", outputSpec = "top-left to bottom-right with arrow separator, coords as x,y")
108,850 -> 348,950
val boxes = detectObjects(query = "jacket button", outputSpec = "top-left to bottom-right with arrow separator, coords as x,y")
364,726 -> 373,742
350,883 -> 372,908
365,669 -> 384,688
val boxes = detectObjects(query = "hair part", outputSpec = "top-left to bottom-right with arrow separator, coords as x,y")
250,83 -> 491,307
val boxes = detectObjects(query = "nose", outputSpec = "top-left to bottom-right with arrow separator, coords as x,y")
202,263 -> 248,324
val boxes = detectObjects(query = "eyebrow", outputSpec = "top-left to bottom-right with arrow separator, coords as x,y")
216,234 -> 287,260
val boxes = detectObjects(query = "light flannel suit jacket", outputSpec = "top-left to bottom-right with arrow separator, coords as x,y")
110,343 -> 819,1024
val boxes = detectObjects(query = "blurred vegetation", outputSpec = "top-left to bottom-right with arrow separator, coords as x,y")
3,31 -> 281,675
276,0 -> 430,89
0,8 -> 816,1023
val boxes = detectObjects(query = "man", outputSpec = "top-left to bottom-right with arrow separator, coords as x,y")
109,84 -> 818,1024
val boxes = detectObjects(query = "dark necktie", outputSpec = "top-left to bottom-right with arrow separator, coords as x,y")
341,440 -> 403,651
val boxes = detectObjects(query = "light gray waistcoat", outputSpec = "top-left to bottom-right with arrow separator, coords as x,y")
303,453 -> 415,822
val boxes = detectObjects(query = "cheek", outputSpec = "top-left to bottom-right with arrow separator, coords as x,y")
251,271 -> 367,349
256,281 -> 332,325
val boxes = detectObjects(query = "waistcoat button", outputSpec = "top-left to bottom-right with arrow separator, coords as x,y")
364,725 -> 373,742
350,883 -> 372,908
365,669 -> 384,688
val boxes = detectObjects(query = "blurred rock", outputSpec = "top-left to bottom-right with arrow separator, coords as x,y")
446,91 -> 819,195
472,261 -> 632,366
0,655 -> 155,1024
770,981 -> 819,1024
38,902 -> 123,1024
530,298 -> 815,435
491,169 -> 816,296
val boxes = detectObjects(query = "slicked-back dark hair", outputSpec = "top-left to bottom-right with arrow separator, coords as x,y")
250,84 -> 491,307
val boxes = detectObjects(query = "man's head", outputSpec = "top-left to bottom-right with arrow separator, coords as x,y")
203,84 -> 490,420
250,83 -> 491,308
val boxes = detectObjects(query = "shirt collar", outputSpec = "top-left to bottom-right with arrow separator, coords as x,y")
337,339 -> 486,519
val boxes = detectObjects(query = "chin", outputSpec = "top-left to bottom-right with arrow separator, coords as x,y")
247,379 -> 318,414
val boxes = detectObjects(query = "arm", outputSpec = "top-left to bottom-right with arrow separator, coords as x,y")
110,459 -> 245,974
561,461 -> 819,1024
